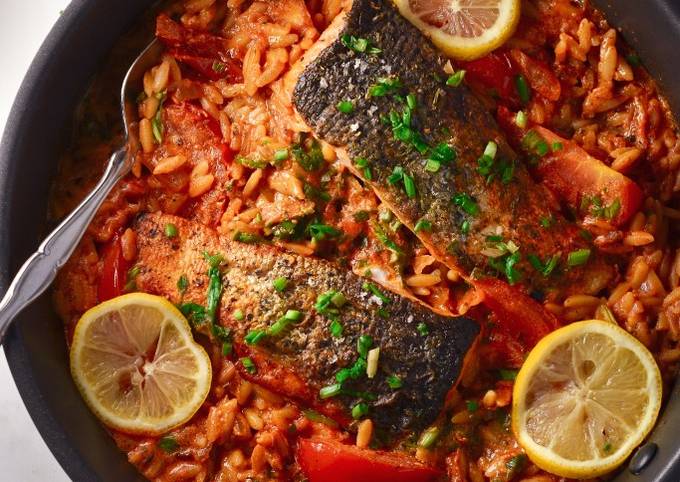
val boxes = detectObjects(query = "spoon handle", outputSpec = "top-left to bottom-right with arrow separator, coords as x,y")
0,147 -> 130,344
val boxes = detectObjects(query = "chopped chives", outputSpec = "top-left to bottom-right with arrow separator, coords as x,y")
267,317 -> 292,337
418,426 -> 440,449
177,275 -> 188,294
551,141 -> 563,151
319,383 -> 343,399
483,141 -> 498,159
515,74 -> 531,104
417,322 -> 429,336
387,165 -> 404,185
351,402 -> 369,419
212,61 -> 227,73
539,216 -> 553,228
362,282 -> 390,304
414,218 -> 432,232
284,309 -> 302,321
498,369 -> 518,381
386,374 -> 403,389
446,70 -> 466,87
233,309 -> 244,320
273,148 -> 289,161
452,193 -> 479,216
233,231 -> 260,244
461,219 -> 470,234
366,347 -> 380,378
403,172 -> 417,198
164,223 -> 178,238
466,400 -> 479,412
567,248 -> 591,267
330,319 -> 343,337
406,93 -> 417,110
272,276 -> 289,292
331,291 -> 347,307
336,100 -> 354,114
515,110 -> 527,129
424,159 -> 441,172
158,437 -> 179,453
303,409 -> 339,427
357,335 -> 373,359
240,357 -> 256,373
222,342 -> 232,356
626,54 -> 641,67
340,34 -> 381,54
245,329 -> 267,345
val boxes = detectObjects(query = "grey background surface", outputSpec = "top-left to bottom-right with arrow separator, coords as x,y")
0,1 -> 71,480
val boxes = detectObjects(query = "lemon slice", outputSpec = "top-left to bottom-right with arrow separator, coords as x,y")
70,293 -> 212,435
394,0 -> 521,60
512,320 -> 662,478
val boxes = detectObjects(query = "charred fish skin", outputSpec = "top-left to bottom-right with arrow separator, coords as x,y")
133,213 -> 479,435
293,0 -> 614,296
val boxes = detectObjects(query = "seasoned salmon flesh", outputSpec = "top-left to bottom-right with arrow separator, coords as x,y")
133,213 -> 479,436
292,0 -> 614,297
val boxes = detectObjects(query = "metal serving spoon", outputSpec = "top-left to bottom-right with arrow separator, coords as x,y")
0,39 -> 163,343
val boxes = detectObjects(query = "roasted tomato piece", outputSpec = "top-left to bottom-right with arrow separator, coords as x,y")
473,278 -> 560,350
531,126 -> 644,226
461,52 -> 518,104
97,235 -> 129,302
156,14 -> 242,82
509,49 -> 561,101
297,438 -> 441,482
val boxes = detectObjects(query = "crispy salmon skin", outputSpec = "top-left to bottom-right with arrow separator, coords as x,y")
133,213 -> 479,436
292,0 -> 613,297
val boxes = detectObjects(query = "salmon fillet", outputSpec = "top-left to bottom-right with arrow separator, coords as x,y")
133,213 -> 479,437
291,0 -> 614,297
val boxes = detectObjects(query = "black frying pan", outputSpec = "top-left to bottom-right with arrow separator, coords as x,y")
0,0 -> 678,480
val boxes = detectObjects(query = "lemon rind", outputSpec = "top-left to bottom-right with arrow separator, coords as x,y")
512,320 -> 662,478
70,293 -> 212,435
394,0 -> 521,61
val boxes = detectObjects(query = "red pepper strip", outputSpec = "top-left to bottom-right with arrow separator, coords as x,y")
460,51 -> 519,105
473,278 -> 560,350
97,234 -> 129,302
532,126 -> 644,227
297,438 -> 441,482
480,329 -> 527,369
156,14 -> 242,82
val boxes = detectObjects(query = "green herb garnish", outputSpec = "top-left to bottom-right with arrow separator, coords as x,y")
362,282 -> 390,304
319,383 -> 343,399
336,100 -> 354,114
452,193 -> 479,216
164,223 -> 178,238
177,274 -> 188,295
272,276 -> 289,292
567,248 -> 591,267
368,76 -> 403,97
386,375 -> 403,389
446,70 -> 466,87
273,148 -> 289,162
152,91 -> 167,143
158,436 -> 179,453
340,34 -> 381,54
240,357 -> 256,374
515,110 -> 527,129
414,218 -> 432,232
515,74 -> 531,104
352,402 -> 369,419
245,329 -> 267,345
